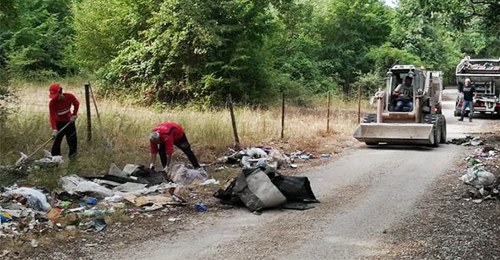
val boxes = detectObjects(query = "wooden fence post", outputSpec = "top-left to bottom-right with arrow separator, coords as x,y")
357,84 -> 362,124
84,83 -> 92,142
228,94 -> 241,150
281,92 -> 285,139
327,91 -> 331,133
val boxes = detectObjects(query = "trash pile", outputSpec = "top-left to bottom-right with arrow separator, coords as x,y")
0,163 -> 215,239
448,136 -> 484,146
214,166 -> 319,213
459,140 -> 500,203
0,150 -> 63,176
216,147 -> 332,171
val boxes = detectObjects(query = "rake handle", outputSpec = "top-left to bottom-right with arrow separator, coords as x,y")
27,121 -> 73,158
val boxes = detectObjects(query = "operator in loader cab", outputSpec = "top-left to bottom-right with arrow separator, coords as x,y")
393,76 -> 414,111
48,83 -> 79,158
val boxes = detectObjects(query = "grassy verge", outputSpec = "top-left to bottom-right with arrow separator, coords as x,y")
0,80 -> 372,188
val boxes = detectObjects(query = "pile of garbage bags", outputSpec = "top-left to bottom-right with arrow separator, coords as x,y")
214,167 -> 319,212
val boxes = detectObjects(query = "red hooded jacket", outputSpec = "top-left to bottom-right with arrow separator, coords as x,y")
49,93 -> 79,130
150,122 -> 185,156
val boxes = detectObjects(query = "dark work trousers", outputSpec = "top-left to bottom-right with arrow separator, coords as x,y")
158,134 -> 200,168
51,121 -> 77,157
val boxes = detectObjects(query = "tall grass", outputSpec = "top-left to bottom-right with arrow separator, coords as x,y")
1,80 -> 373,186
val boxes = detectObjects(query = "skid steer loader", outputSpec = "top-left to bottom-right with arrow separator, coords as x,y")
353,65 -> 447,146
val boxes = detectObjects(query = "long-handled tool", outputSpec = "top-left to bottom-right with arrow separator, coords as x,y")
15,121 -> 73,166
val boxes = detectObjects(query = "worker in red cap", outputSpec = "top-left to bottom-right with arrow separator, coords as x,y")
49,83 -> 80,157
149,122 -> 200,172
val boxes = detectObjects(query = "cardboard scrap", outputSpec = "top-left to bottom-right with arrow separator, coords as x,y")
121,194 -> 184,207
47,208 -> 63,221
134,195 -> 174,207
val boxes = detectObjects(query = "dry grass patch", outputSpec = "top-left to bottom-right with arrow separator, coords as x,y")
1,80 -> 372,187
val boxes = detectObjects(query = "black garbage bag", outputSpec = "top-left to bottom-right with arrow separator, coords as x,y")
271,175 -> 320,203
213,178 -> 245,206
233,168 -> 287,211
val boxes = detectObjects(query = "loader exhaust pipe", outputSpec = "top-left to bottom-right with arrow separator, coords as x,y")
414,89 -> 423,123
375,91 -> 385,123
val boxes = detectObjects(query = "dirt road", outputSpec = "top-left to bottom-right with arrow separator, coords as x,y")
93,88 -> 489,260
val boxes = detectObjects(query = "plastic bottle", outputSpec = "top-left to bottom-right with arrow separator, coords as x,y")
195,203 -> 207,212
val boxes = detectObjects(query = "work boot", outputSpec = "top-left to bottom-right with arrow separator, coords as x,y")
469,119 -> 472,122
458,118 -> 464,121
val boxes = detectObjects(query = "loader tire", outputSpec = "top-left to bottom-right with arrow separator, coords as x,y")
438,115 -> 447,143
424,114 -> 440,147
432,123 -> 441,147
363,114 -> 377,123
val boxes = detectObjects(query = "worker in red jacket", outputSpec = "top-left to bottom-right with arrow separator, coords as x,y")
49,83 -> 79,157
149,122 -> 200,171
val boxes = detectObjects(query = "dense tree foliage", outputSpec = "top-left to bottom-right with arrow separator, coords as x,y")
2,0 -> 500,104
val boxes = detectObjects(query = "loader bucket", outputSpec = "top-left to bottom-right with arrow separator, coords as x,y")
353,123 -> 435,145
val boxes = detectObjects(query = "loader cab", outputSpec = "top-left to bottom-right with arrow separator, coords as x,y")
386,66 -> 426,112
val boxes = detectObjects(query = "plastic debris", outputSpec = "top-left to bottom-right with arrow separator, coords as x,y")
169,164 -> 208,185
0,212 -> 13,223
201,179 -> 220,185
195,203 -> 207,212
461,165 -> 495,188
60,175 -> 114,199
3,187 -> 52,212
87,197 -> 98,205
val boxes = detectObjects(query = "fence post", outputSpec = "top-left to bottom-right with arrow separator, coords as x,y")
228,94 -> 241,150
357,84 -> 361,124
281,92 -> 285,139
84,83 -> 92,142
327,91 -> 331,133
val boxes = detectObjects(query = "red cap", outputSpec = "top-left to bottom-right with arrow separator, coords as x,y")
49,84 -> 62,99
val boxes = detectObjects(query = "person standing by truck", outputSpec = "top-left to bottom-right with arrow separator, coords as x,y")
459,78 -> 476,122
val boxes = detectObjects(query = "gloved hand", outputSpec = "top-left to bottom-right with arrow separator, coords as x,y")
149,163 -> 155,171
51,130 -> 58,139
70,115 -> 77,122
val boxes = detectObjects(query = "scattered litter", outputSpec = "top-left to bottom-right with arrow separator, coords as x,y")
93,218 -> 107,232
168,217 -> 179,222
169,164 -> 208,185
460,165 -> 495,188
201,179 -> 220,185
60,175 -> 114,199
195,203 -> 207,212
31,239 -> 38,248
143,203 -> 164,211
3,187 -> 52,211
